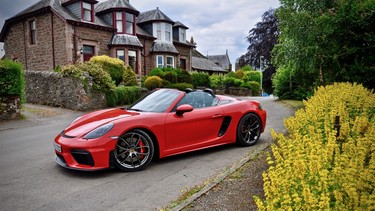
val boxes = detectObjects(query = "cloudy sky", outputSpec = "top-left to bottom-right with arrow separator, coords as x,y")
0,0 -> 280,66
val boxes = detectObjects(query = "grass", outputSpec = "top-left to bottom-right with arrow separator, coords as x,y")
281,100 -> 304,110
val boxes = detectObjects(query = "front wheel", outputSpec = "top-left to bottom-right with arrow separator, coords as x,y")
114,129 -> 154,172
236,113 -> 262,146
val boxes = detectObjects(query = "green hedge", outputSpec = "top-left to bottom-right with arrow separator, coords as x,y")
0,59 -> 25,103
191,72 -> 210,88
90,55 -> 125,86
167,83 -> 194,91
106,86 -> 142,107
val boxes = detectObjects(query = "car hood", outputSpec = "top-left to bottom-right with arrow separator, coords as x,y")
63,108 -> 140,137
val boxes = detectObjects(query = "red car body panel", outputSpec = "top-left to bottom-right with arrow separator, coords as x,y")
54,89 -> 266,171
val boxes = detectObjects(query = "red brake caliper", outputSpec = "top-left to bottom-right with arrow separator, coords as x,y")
138,140 -> 145,160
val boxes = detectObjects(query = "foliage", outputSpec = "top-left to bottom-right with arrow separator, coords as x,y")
60,62 -> 115,93
123,65 -> 138,86
241,81 -> 261,95
0,59 -> 25,103
191,72 -> 210,88
243,71 -> 262,84
177,70 -> 192,84
106,86 -> 142,107
273,0 -> 375,96
90,55 -> 125,86
144,76 -> 163,90
237,9 -> 279,93
148,68 -> 165,78
209,74 -> 225,89
167,83 -> 194,91
224,77 -> 242,87
255,83 -> 375,210
235,69 -> 245,79
226,71 -> 236,78
240,65 -> 256,72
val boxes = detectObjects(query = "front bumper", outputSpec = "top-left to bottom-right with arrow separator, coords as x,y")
53,133 -> 117,171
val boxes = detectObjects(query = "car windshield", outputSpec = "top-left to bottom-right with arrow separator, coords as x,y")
129,89 -> 181,112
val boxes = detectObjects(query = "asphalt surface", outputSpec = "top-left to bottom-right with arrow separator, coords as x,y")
0,97 -> 294,211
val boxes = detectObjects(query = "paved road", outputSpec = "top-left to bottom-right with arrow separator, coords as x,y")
0,97 -> 294,211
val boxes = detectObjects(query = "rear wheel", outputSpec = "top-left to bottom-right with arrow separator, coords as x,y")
236,113 -> 261,146
114,129 -> 154,172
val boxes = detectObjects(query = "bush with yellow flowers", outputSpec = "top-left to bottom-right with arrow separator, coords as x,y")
255,83 -> 375,210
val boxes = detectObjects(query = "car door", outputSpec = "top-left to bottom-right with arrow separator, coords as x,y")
164,92 -> 225,152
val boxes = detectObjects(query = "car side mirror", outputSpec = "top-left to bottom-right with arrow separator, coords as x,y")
176,104 -> 193,116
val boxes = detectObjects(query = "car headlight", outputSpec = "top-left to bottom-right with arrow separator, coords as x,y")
83,122 -> 114,139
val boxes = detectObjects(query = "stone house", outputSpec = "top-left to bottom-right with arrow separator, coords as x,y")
0,0 -> 198,76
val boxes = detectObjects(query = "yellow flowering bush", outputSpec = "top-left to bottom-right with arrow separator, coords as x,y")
255,83 -> 375,210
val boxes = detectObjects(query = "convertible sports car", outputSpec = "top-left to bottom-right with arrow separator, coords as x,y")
53,88 -> 266,172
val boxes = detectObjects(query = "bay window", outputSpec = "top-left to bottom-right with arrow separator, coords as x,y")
166,56 -> 174,68
156,55 -> 164,68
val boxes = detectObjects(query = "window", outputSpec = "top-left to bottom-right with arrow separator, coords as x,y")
166,56 -> 174,68
156,55 -> 164,68
82,2 -> 92,21
156,23 -> 162,40
180,30 -> 186,42
128,50 -> 137,73
116,49 -> 125,61
165,24 -> 172,42
126,13 -> 134,34
29,20 -> 36,44
115,12 -> 123,33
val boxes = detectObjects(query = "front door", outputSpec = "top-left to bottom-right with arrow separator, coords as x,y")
83,45 -> 95,62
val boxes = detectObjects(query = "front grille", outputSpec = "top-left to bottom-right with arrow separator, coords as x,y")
71,150 -> 95,166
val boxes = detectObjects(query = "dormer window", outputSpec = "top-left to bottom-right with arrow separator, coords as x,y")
114,12 -> 135,35
82,2 -> 93,21
179,29 -> 186,42
153,22 -> 173,43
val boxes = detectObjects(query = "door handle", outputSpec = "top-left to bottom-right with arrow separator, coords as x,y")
211,114 -> 222,118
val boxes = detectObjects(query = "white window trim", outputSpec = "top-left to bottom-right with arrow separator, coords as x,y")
156,55 -> 164,68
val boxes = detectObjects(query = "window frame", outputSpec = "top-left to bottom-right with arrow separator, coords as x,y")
156,55 -> 164,68
82,2 -> 93,22
116,49 -> 125,62
29,20 -> 36,44
166,56 -> 174,68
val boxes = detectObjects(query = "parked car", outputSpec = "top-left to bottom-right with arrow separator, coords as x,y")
53,88 -> 266,172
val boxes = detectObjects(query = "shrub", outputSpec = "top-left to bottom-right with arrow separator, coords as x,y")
235,69 -> 245,79
177,70 -> 192,84
255,83 -> 375,210
164,71 -> 178,84
60,62 -> 115,93
224,77 -> 242,87
241,81 -> 261,95
226,71 -> 236,78
0,59 -> 25,103
148,68 -> 165,78
243,71 -> 262,84
191,72 -> 210,88
106,86 -> 142,107
90,55 -> 125,85
144,76 -> 163,90
123,65 -> 138,86
167,83 -> 194,91
209,74 -> 224,89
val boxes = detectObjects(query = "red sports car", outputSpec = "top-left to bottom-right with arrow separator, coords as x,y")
53,88 -> 266,172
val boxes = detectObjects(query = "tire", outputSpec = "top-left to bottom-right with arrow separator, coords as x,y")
236,113 -> 262,146
114,129 -> 154,172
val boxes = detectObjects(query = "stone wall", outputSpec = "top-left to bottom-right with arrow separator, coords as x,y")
25,71 -> 106,111
0,96 -> 20,120
228,87 -> 252,96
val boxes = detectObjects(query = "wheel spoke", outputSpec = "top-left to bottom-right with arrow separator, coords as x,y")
116,149 -> 129,159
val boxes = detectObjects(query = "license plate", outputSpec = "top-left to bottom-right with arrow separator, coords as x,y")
53,142 -> 62,153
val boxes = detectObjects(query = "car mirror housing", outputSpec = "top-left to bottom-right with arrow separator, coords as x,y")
176,104 -> 194,116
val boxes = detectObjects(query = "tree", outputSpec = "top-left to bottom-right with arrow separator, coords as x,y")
237,9 -> 279,94
273,0 -> 374,99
